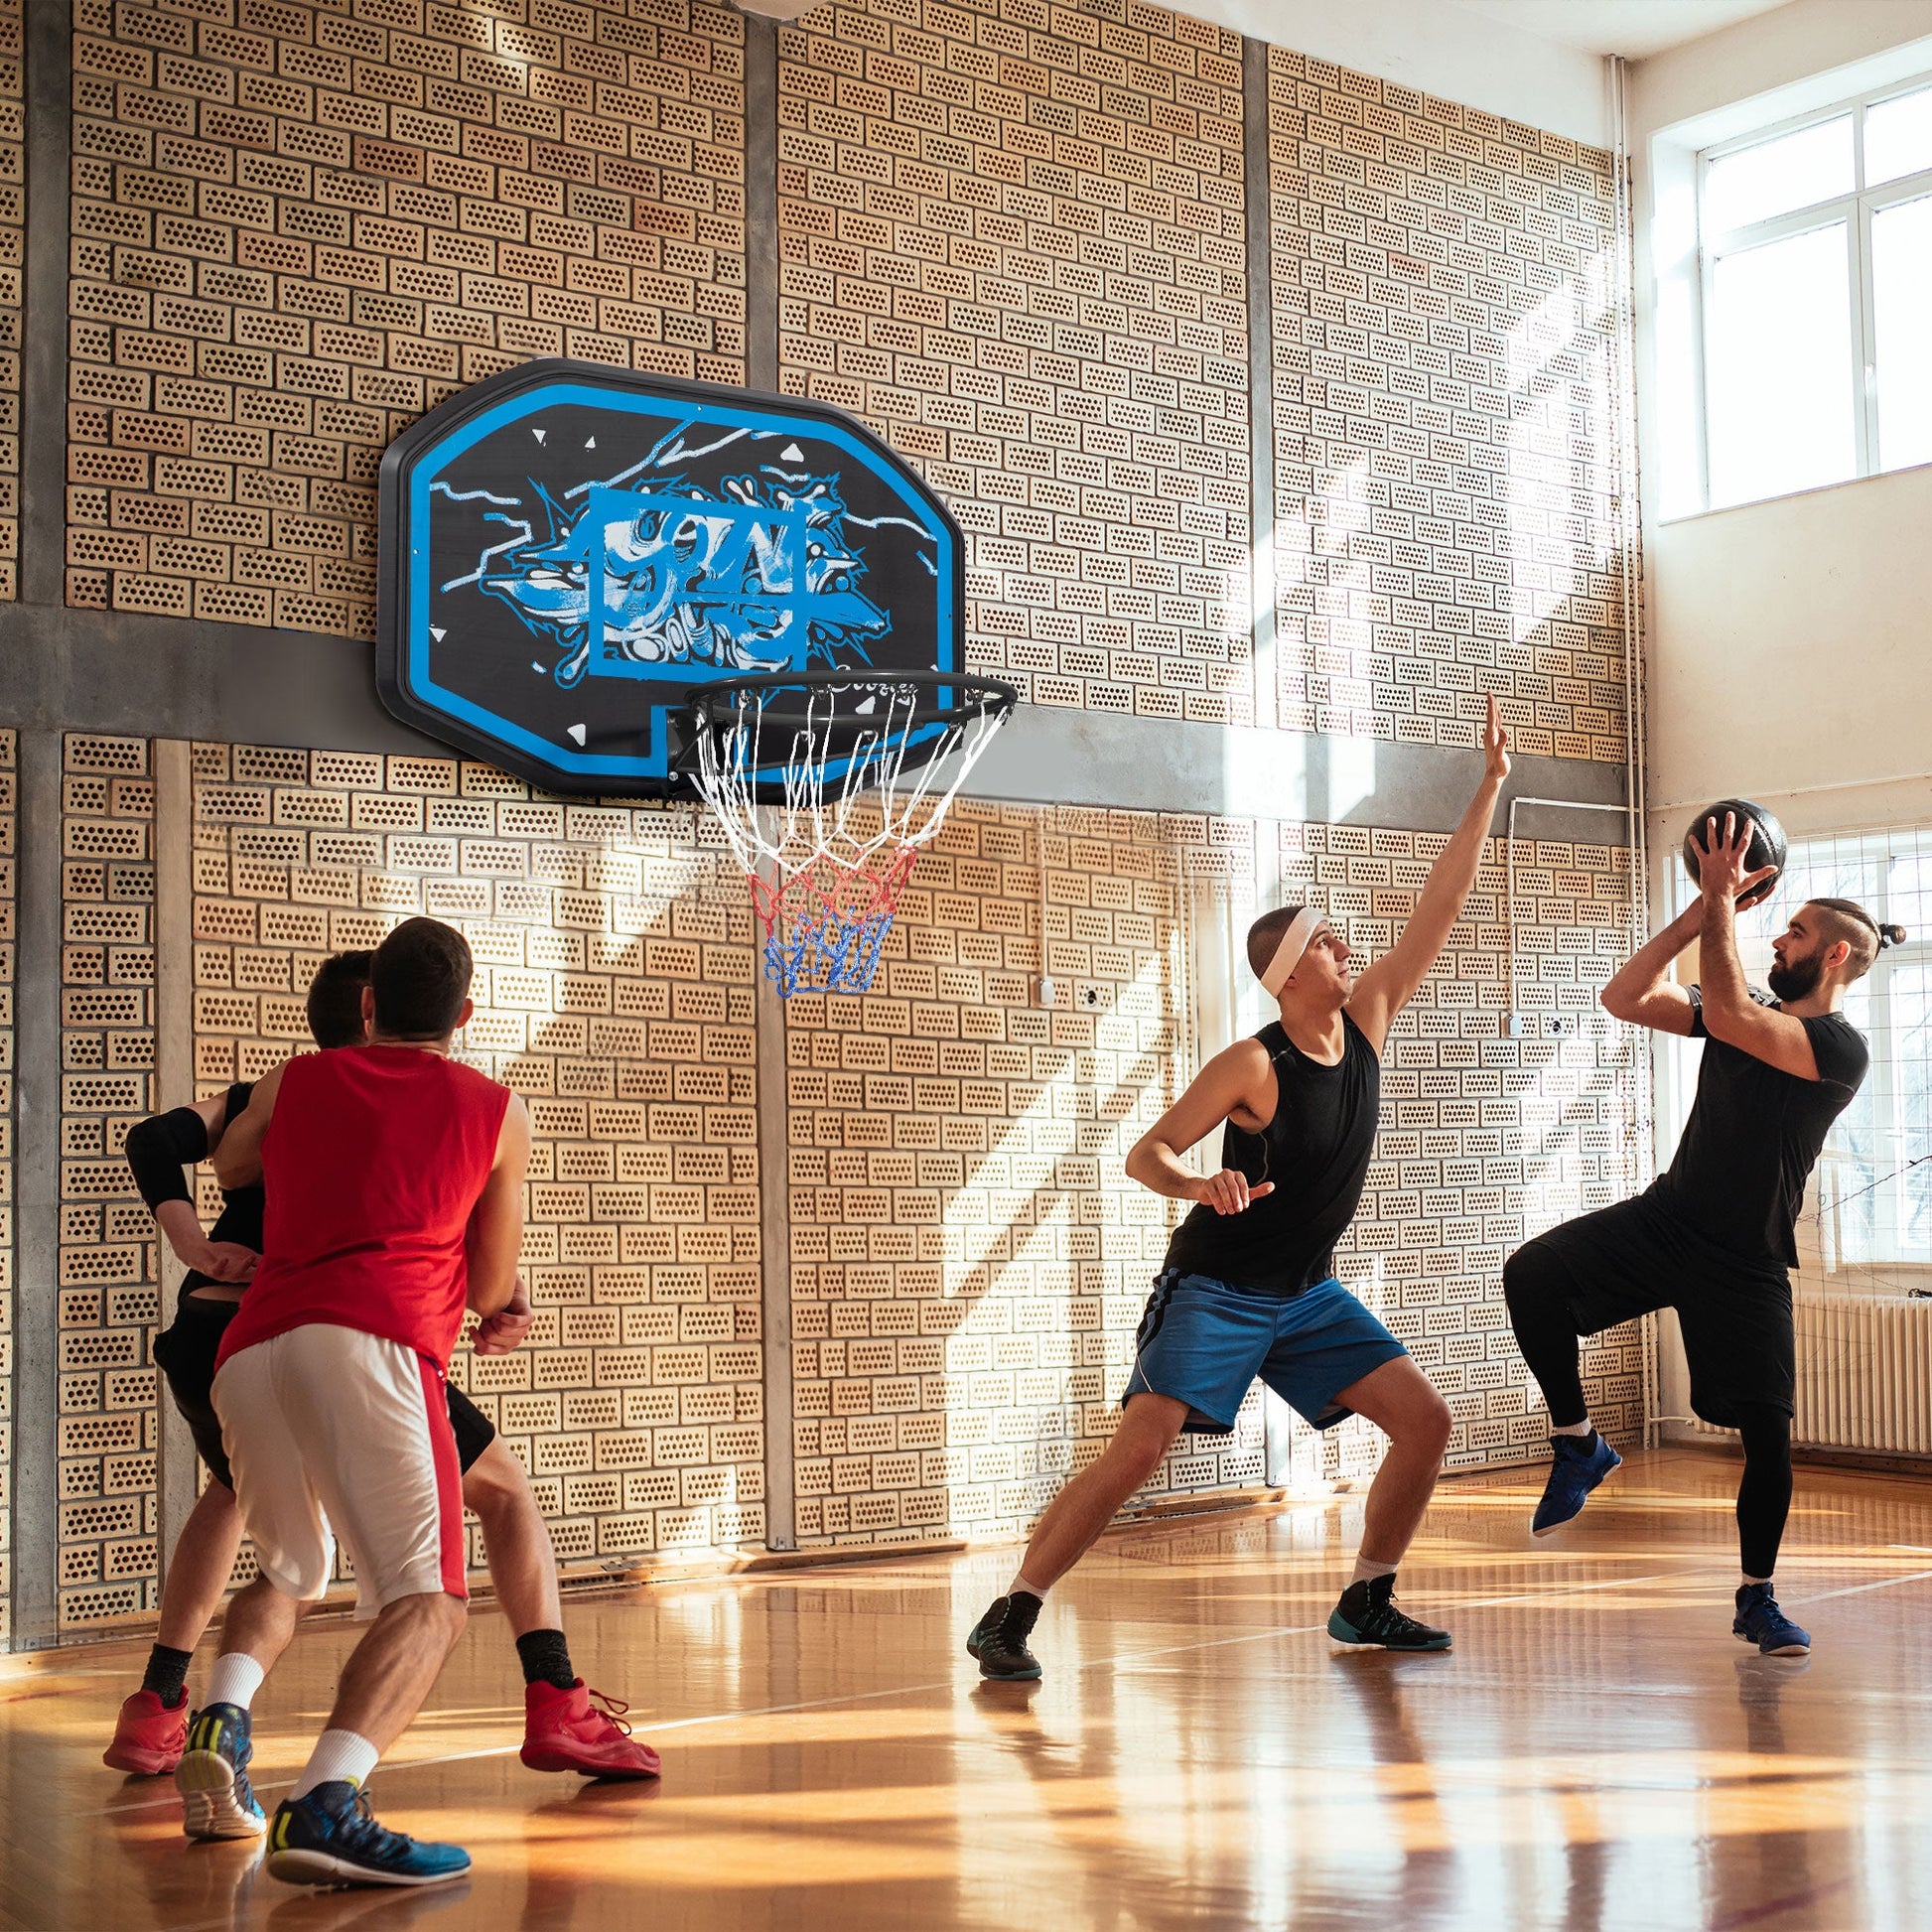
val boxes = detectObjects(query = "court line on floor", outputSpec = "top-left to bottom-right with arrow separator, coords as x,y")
1788,1564 -> 1932,1606
87,1564 -> 1699,1821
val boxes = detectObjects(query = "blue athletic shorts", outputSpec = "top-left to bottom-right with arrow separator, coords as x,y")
1120,1269 -> 1407,1435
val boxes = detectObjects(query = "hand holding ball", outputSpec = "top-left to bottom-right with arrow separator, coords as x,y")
1683,797 -> 1787,908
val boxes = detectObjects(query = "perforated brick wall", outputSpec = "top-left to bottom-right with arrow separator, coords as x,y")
781,800 -> 1259,1547
1267,49 -> 1627,762
778,802 -> 1639,1550
0,731 -> 14,1641
190,744 -> 765,1570
56,734 -> 162,1631
782,0 -> 1254,722
67,0 -> 747,636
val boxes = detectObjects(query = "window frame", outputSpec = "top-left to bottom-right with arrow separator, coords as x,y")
1696,77 -> 1932,509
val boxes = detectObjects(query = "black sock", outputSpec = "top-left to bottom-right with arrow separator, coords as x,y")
141,1643 -> 194,1707
515,1628 -> 576,1693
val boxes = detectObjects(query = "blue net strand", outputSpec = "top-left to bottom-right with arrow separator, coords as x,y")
765,907 -> 898,996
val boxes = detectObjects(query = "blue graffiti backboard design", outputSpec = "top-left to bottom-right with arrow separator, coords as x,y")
376,360 -> 963,795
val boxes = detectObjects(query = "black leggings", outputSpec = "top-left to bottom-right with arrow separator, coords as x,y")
1503,1243 -> 1588,1426
1502,1246 -> 1796,1578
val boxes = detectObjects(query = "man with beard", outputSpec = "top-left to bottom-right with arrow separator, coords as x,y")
1504,811 -> 1902,1656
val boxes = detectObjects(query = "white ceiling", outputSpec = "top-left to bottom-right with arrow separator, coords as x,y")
1449,0 -> 1800,60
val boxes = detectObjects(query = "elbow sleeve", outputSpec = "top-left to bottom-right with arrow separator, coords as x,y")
123,1110 -> 206,1210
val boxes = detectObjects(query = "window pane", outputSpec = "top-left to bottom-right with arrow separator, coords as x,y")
1865,84 -> 1932,188
1707,224 -> 1856,508
1704,116 -> 1854,232
1872,193 -> 1932,473
1892,963 -> 1932,1261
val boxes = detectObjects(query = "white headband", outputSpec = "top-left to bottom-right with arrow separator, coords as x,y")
1260,906 -> 1327,997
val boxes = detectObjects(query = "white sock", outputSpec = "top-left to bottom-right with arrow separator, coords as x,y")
1007,1569 -> 1048,1601
1552,1418 -> 1592,1438
204,1652 -> 265,1713
1350,1557 -> 1398,1587
1741,1573 -> 1771,1588
291,1729 -> 380,1800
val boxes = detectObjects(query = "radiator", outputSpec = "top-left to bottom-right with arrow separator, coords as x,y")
1688,1294 -> 1932,1454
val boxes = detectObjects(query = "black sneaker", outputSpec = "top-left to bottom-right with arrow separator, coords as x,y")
967,1592 -> 1043,1681
1328,1575 -> 1452,1652
1733,1582 -> 1810,1657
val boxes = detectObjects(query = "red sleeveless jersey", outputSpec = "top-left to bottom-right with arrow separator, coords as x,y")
215,1045 -> 510,1373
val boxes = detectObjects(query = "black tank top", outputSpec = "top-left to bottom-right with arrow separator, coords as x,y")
181,1080 -> 264,1295
1160,1013 -> 1381,1298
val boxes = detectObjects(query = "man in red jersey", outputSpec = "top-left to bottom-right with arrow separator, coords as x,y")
174,917 -> 529,1888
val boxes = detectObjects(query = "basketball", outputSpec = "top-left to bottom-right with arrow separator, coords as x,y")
1681,797 -> 1788,900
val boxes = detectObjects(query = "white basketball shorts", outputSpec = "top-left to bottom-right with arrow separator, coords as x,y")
212,1322 -> 467,1614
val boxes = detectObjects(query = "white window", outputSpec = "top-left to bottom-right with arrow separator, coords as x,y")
1699,78 -> 1932,510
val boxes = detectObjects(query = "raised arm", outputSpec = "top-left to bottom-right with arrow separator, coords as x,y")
210,1059 -> 288,1190
1693,812 -> 1822,1080
464,1093 -> 531,1319
1126,1039 -> 1277,1215
1346,694 -> 1510,1052
1599,901 -> 1702,1035
126,1090 -> 261,1282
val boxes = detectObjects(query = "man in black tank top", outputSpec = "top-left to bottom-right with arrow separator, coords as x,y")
968,699 -> 1514,1678
108,953 -> 659,1787
1504,814 -> 1886,1659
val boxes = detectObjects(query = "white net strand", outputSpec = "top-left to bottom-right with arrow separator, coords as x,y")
688,680 -> 1011,994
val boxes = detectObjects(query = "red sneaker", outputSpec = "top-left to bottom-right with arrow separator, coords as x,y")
519,1680 -> 661,1780
104,1689 -> 190,1776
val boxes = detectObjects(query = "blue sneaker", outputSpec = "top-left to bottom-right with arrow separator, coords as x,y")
174,1702 -> 266,1841
1734,1583 -> 1811,1657
266,1780 -> 472,1888
1531,1433 -> 1622,1536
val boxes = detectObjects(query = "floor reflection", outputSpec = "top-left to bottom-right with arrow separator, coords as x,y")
9,1449 -> 1932,1930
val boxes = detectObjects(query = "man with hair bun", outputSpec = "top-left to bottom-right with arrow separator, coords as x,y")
1505,813 -> 1896,1657
967,698 -> 1514,1679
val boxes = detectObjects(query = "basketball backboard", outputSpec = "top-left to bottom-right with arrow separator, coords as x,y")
375,359 -> 965,795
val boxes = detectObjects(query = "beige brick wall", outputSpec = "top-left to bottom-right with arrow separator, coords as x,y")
56,734 -> 162,1631
779,0 -> 1253,724
1268,50 -> 1627,761
189,744 -> 766,1569
37,734 -> 1642,1608
783,801 -> 1642,1551
55,3 -> 1636,765
67,0 -> 747,636
782,800 -> 1244,1546
0,730 -> 14,1640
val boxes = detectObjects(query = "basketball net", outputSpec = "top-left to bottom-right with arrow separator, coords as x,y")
687,680 -> 1012,997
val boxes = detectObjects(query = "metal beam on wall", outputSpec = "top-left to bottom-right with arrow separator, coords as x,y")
149,743 -> 199,1588
1243,37 -> 1278,732
752,837 -> 795,1554
11,729 -> 61,1650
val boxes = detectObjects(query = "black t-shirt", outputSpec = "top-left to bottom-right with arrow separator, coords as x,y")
1650,988 -> 1867,1272
1161,1013 -> 1380,1298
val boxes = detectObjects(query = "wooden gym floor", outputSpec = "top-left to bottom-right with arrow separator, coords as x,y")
5,1446 -> 1932,1931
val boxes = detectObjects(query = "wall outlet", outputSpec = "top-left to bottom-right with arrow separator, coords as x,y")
1508,1013 -> 1579,1038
